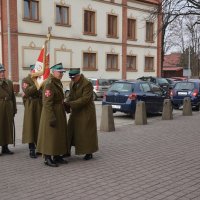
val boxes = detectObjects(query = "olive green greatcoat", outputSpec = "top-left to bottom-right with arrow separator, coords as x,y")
37,74 -> 68,156
67,74 -> 98,155
22,75 -> 42,144
0,79 -> 17,146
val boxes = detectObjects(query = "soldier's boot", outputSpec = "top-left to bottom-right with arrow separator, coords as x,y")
29,149 -> 37,159
2,145 -> 14,155
53,155 -> 68,164
44,155 -> 58,167
83,154 -> 93,160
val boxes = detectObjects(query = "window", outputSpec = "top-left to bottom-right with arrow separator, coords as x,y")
107,54 -> 118,70
127,55 -> 136,70
150,83 -> 162,95
56,5 -> 70,26
145,57 -> 154,71
83,53 -> 97,70
127,19 -> 136,40
24,0 -> 39,21
140,83 -> 151,92
146,22 -> 154,42
84,10 -> 96,35
107,15 -> 118,37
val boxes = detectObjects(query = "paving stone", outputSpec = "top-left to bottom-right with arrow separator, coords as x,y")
1,111 -> 200,200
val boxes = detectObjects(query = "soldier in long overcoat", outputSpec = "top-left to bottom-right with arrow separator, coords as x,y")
37,63 -> 68,167
65,68 -> 98,160
22,65 -> 42,158
0,64 -> 17,155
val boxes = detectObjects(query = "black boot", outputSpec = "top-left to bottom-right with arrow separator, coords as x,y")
44,155 -> 58,167
53,155 -> 68,164
2,145 -> 14,155
29,149 -> 37,158
83,154 -> 93,160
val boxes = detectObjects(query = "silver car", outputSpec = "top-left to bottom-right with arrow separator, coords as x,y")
88,78 -> 110,100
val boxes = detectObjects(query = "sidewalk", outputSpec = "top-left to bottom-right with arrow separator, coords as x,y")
1,110 -> 200,199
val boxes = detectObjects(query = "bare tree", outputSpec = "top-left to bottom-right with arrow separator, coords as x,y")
151,0 -> 200,75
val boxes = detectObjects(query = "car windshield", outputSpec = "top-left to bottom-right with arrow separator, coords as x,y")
174,82 -> 195,90
157,78 -> 168,84
108,82 -> 133,93
89,79 -> 109,86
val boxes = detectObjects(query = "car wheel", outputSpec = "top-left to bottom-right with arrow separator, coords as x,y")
93,92 -> 97,101
172,104 -> 179,109
131,113 -> 135,119
195,104 -> 200,111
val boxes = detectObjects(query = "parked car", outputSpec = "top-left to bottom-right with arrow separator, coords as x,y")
137,76 -> 170,90
88,78 -> 110,100
107,79 -> 119,85
102,80 -> 167,116
166,78 -> 178,88
170,79 -> 200,110
171,77 -> 187,81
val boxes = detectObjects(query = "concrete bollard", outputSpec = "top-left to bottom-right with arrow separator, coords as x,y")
100,105 -> 115,132
183,97 -> 192,116
162,99 -> 173,120
135,101 -> 147,125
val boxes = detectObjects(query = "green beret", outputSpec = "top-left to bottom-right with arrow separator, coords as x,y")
69,68 -> 80,78
50,63 -> 66,72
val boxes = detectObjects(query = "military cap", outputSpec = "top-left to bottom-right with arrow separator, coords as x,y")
50,63 -> 66,72
69,68 -> 80,78
0,64 -> 6,72
30,64 -> 35,70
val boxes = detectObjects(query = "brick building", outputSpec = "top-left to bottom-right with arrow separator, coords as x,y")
163,53 -> 183,78
0,0 -> 162,92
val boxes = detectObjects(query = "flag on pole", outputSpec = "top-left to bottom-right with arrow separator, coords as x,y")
31,39 -> 50,89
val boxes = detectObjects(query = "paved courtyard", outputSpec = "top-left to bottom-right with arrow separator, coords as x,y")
1,108 -> 200,200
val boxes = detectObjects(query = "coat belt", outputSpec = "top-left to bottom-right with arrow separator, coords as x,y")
28,96 -> 41,100
0,97 -> 11,101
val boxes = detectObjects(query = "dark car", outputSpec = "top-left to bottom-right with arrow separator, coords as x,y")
170,79 -> 200,110
166,78 -> 178,88
102,80 -> 167,116
107,79 -> 119,85
88,78 -> 110,100
137,76 -> 170,91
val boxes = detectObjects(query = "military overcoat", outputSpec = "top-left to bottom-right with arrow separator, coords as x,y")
67,74 -> 98,155
22,75 -> 42,144
37,74 -> 68,156
0,79 -> 17,146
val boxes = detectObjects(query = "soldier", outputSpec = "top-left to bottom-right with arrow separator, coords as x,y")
0,64 -> 17,155
37,63 -> 68,167
22,64 -> 42,158
65,68 -> 98,160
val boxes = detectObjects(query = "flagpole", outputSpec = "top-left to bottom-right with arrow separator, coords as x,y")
47,26 -> 52,67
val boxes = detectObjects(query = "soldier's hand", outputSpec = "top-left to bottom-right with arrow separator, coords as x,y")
49,119 -> 56,127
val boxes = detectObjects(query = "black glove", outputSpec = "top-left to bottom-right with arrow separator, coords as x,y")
64,102 -> 71,113
49,119 -> 56,127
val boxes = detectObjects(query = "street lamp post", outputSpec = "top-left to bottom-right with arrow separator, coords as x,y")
188,45 -> 191,79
